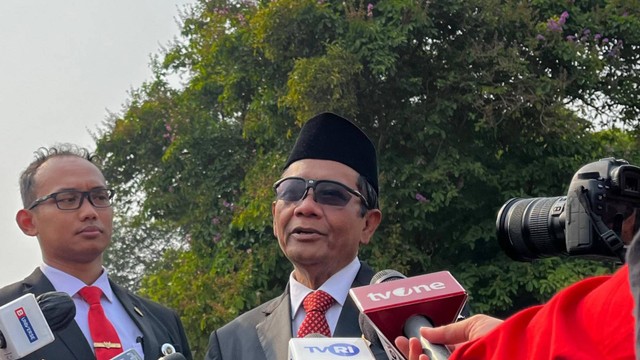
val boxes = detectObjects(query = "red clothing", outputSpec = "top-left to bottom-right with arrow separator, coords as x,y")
451,265 -> 635,359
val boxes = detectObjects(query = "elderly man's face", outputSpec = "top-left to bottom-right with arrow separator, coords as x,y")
272,159 -> 381,285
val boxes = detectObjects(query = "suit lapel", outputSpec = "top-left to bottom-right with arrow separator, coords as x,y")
256,291 -> 292,360
334,262 -> 374,336
110,281 -> 158,358
334,263 -> 388,360
54,324 -> 96,360
334,295 -> 361,336
25,269 -> 95,360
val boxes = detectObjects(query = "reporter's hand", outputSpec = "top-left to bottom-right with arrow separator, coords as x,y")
394,315 -> 503,359
394,336 -> 429,360
421,314 -> 503,351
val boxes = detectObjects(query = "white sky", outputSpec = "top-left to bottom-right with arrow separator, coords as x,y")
0,0 -> 193,287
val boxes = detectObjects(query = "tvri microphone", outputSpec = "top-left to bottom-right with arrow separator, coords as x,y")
350,270 -> 467,360
0,292 -> 75,360
289,334 -> 376,359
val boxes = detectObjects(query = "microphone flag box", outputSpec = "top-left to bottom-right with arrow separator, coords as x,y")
349,271 -> 467,341
288,337 -> 375,359
0,293 -> 55,359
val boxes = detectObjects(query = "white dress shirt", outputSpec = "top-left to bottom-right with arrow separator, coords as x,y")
41,264 -> 144,357
290,257 -> 361,335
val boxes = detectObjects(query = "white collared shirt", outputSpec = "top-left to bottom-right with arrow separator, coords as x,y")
40,264 -> 144,357
290,257 -> 361,336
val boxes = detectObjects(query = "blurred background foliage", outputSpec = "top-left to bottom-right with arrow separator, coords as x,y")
96,0 -> 640,355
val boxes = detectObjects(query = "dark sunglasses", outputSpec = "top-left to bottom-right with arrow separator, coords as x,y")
273,177 -> 369,208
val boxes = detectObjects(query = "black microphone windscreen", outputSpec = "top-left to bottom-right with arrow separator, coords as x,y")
36,291 -> 76,332
370,269 -> 406,284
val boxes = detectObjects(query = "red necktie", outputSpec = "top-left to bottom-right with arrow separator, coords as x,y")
78,286 -> 124,360
297,290 -> 335,338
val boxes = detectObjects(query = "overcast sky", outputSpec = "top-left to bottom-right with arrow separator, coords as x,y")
0,0 -> 193,287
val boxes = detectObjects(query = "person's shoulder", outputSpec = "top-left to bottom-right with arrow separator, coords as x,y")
135,293 -> 176,314
217,294 -> 286,333
0,268 -> 42,303
109,280 -> 178,317
230,295 -> 282,322
206,299 -> 281,360
0,280 -> 26,303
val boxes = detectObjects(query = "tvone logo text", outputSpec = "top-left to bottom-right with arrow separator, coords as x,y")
367,282 -> 445,301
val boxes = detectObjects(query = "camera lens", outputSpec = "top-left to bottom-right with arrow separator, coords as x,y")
496,197 -> 567,261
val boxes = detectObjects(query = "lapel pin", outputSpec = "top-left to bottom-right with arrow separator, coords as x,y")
134,306 -> 144,317
161,343 -> 176,355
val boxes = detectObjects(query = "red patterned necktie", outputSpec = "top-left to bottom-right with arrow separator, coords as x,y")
78,286 -> 124,360
297,290 -> 335,338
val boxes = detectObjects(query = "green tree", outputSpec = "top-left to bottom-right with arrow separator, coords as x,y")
97,0 -> 640,353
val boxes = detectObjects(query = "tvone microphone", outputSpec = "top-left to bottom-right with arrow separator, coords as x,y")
289,334 -> 376,359
376,270 -> 451,359
402,306 -> 450,359
358,312 -> 405,360
0,291 -> 75,359
350,269 -> 467,359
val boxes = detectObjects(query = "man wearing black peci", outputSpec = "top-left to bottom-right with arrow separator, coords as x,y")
205,112 -> 387,359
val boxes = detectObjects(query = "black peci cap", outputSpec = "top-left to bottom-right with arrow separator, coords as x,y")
284,112 -> 378,194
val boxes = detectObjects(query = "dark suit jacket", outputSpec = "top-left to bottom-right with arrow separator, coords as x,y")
204,262 -> 388,360
0,268 -> 192,360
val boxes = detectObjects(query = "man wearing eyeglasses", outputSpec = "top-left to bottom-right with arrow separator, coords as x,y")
0,145 -> 192,360
205,112 -> 387,360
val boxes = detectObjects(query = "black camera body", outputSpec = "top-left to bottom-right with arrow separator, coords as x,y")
497,157 -> 640,262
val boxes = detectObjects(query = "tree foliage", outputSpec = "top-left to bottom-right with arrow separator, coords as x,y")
96,0 -> 640,354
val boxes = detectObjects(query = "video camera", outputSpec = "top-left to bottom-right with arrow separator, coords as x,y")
496,157 -> 640,262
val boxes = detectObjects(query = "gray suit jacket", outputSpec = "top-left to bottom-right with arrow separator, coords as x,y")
204,262 -> 387,360
0,268 -> 192,360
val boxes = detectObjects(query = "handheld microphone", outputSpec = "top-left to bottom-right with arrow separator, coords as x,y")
403,314 -> 450,360
157,342 -> 186,359
0,291 -> 76,359
289,334 -> 376,359
376,270 -> 451,359
350,269 -> 467,359
159,353 -> 187,360
109,348 -> 143,360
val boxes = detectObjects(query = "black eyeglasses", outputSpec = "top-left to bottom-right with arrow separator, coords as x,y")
273,177 -> 369,208
28,189 -> 115,210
